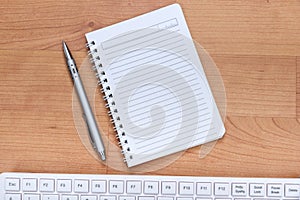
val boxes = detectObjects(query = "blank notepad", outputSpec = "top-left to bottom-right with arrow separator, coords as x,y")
86,4 -> 225,167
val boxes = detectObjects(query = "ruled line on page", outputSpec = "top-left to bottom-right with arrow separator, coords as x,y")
109,45 -> 187,80
127,101 -> 207,126
136,121 -> 213,151
104,28 -> 180,56
133,111 -> 213,147
130,99 -> 208,122
117,62 -> 196,96
121,85 -> 199,114
109,44 -> 188,76
109,45 -> 186,71
104,28 -> 167,51
110,47 -> 187,75
117,72 -> 201,112
118,74 -> 190,97
128,105 -> 209,129
136,121 -> 214,151
124,88 -> 203,117
127,96 -> 207,125
106,31 -> 182,62
101,18 -> 179,50
117,67 -> 197,96
104,28 -> 180,58
126,97 -> 208,125
132,109 -> 212,143
137,130 -> 218,155
112,58 -> 190,86
113,57 -> 189,83
109,41 -> 185,65
124,81 -> 202,105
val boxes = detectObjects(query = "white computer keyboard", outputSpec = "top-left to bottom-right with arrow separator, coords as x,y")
1,173 -> 299,200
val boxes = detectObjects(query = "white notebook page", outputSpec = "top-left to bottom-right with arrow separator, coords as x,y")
86,4 -> 225,167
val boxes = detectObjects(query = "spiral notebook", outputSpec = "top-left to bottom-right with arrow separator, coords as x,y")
85,4 -> 225,167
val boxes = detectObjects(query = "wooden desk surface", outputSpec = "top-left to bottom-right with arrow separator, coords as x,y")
0,0 -> 299,177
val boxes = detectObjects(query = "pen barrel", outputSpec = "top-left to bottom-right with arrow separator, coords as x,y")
73,73 -> 105,155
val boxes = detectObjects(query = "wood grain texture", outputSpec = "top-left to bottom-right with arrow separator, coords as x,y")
214,54 -> 296,117
179,0 -> 300,57
297,57 -> 300,118
0,0 -> 300,177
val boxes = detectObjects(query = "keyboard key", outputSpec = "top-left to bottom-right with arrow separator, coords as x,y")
119,196 -> 135,200
101,195 -> 117,200
5,178 -> 20,191
81,195 -> 97,200
196,198 -> 212,200
233,198 -> 250,200
249,183 -> 265,197
23,178 -> 37,192
23,194 -> 40,200
42,194 -> 59,200
109,180 -> 124,194
253,199 -> 281,200
215,199 -> 231,200
267,184 -> 282,197
214,183 -> 230,196
284,184 -> 300,197
144,181 -> 159,194
177,198 -> 193,200
5,193 -> 21,200
91,180 -> 106,193
61,195 -> 78,200
158,197 -> 174,200
57,179 -> 72,192
179,182 -> 194,195
232,183 -> 247,196
196,182 -> 211,196
74,179 -> 89,193
138,196 -> 155,200
161,181 -> 176,195
127,181 -> 142,194
40,179 -> 55,192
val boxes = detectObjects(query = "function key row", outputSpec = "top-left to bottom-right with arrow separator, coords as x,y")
5,178 -> 300,197
5,194 -> 300,200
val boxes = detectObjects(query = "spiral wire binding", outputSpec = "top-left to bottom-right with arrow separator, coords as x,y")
86,41 -> 131,163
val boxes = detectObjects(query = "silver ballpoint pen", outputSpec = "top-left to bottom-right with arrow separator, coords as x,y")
62,41 -> 106,161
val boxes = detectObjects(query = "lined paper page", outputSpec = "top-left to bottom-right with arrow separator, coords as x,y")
104,29 -> 220,167
86,4 -> 225,167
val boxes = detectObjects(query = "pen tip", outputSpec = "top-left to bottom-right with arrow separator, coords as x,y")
62,40 -> 67,50
62,40 -> 73,60
100,151 -> 106,161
